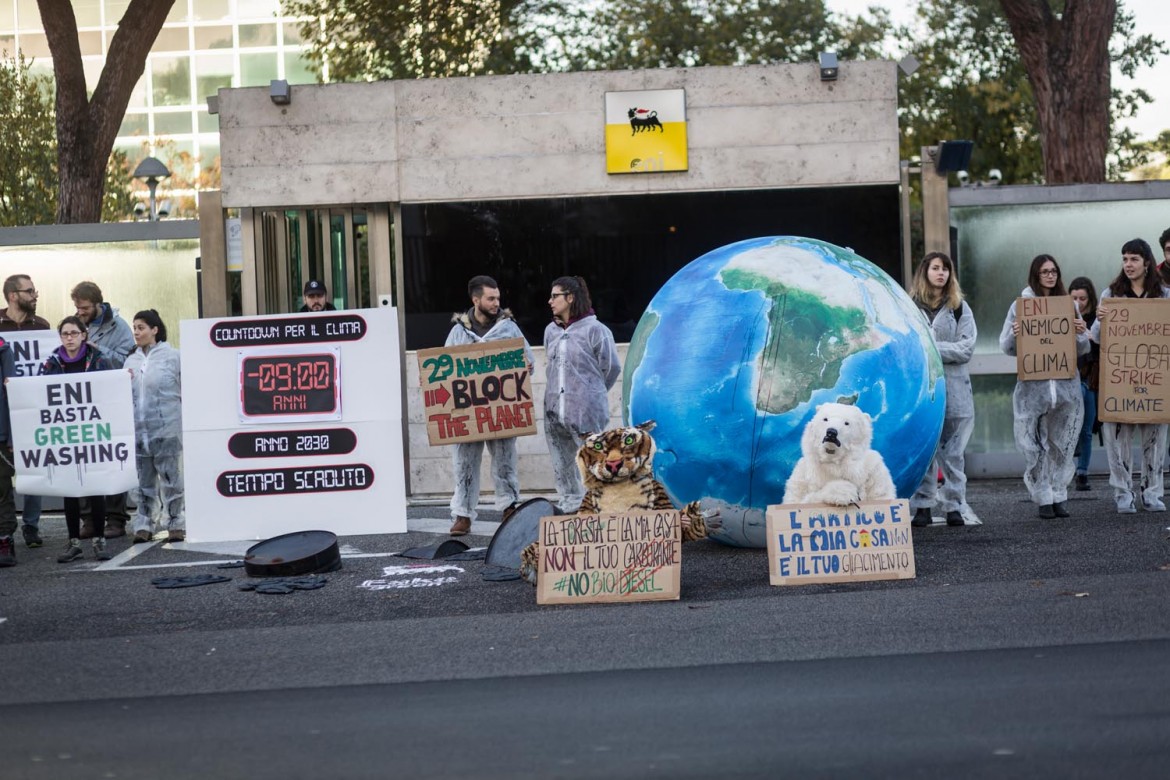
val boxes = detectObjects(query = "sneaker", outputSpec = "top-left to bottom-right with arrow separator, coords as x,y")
103,520 -> 126,539
78,520 -> 96,540
0,535 -> 16,567
501,502 -> 522,521
1143,498 -> 1166,512
1075,474 -> 1090,491
57,539 -> 83,563
132,530 -> 153,544
911,507 -> 933,527
1052,501 -> 1070,518
166,529 -> 186,543
92,537 -> 111,561
1038,504 -> 1056,519
945,511 -> 965,526
21,524 -> 43,548
1116,494 -> 1137,514
449,516 -> 471,536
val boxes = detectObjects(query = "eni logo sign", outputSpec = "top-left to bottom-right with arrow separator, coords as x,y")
605,89 -> 688,174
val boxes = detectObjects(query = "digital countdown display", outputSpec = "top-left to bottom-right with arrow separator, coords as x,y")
238,348 -> 342,423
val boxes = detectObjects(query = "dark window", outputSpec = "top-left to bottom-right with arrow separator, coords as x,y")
402,186 -> 899,349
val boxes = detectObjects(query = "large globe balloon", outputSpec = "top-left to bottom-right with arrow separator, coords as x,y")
623,236 -> 945,548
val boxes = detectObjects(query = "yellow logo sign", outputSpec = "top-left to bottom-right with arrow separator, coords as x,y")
605,89 -> 688,174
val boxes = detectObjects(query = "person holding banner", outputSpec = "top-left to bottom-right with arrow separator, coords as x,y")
1068,277 -> 1100,492
41,316 -> 114,562
444,275 -> 534,536
1091,239 -> 1169,514
544,276 -> 621,514
908,252 -> 976,528
0,274 -> 52,550
999,255 -> 1089,519
125,310 -> 185,543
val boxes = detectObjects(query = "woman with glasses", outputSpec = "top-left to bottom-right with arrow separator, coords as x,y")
124,310 -> 184,543
543,276 -> 621,513
1090,239 -> 1169,514
41,316 -> 114,562
999,255 -> 1089,519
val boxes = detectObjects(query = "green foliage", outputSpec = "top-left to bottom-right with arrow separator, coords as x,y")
0,53 -> 57,226
898,0 -> 1166,184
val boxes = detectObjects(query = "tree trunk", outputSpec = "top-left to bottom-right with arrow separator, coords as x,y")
999,0 -> 1115,184
40,0 -> 175,223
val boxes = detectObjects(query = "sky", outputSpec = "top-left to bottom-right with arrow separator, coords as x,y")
825,0 -> 1170,142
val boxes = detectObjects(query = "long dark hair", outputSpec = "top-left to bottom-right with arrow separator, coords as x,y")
1067,276 -> 1097,320
133,309 -> 168,342
1108,238 -> 1162,298
551,276 -> 593,320
1027,254 -> 1066,297
910,251 -> 962,310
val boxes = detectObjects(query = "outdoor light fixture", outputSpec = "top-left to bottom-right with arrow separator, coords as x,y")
270,79 -> 291,105
934,140 -> 974,173
132,156 -> 171,222
206,94 -> 219,115
819,52 -> 838,81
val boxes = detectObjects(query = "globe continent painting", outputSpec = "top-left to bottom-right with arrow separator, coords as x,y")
622,236 -> 945,548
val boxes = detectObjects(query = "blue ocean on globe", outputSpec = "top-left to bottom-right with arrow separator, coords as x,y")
622,236 -> 945,548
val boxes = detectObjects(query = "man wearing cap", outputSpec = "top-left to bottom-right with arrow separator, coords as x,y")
300,280 -> 336,312
444,275 -> 533,536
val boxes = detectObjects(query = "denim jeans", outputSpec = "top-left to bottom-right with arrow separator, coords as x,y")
1076,382 -> 1096,475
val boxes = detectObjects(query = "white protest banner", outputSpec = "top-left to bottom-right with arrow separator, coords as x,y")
3,332 -> 62,377
8,371 -> 137,497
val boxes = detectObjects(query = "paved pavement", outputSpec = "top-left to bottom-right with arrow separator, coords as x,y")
1,477 -> 1169,777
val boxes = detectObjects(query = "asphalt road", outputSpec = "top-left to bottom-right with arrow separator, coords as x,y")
2,478 -> 1169,778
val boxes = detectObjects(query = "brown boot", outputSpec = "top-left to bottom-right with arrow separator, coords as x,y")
166,529 -> 186,543
104,519 -> 126,539
449,516 -> 471,536
78,520 -> 96,540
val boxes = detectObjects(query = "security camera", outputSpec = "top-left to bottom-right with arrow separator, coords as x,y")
956,170 -> 970,186
987,168 -> 1003,184
156,199 -> 172,219
132,202 -> 146,219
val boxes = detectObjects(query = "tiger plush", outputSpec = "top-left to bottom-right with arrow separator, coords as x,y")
519,421 -> 707,583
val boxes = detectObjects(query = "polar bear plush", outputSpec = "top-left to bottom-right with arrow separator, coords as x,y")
783,402 -> 897,506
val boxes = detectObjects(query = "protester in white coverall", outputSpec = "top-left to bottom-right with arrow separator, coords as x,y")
1000,254 -> 1089,519
909,252 -> 977,528
543,276 -> 621,514
124,310 -> 185,543
445,275 -> 534,536
1090,238 -> 1170,514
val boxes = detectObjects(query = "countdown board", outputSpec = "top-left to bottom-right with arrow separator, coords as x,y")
180,307 -> 406,542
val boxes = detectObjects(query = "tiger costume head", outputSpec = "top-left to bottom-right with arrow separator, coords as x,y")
577,421 -> 657,484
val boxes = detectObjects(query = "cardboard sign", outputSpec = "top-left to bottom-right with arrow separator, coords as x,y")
417,338 -> 536,446
536,510 -> 682,605
1098,297 -> 1170,424
1016,295 -> 1077,381
766,499 -> 915,585
9,371 -> 138,497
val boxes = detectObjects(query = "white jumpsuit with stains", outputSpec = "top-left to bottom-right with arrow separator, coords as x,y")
124,341 -> 184,533
444,310 -> 534,521
999,288 -> 1089,506
1090,287 -> 1170,511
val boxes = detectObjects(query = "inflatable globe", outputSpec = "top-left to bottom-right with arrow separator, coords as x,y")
623,236 -> 945,548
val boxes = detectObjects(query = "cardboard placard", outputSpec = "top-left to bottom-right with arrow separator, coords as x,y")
536,510 -> 682,605
1016,295 -> 1077,381
1098,297 -> 1170,424
766,499 -> 915,585
417,338 -> 536,446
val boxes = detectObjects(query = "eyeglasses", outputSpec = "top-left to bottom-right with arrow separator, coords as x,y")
549,292 -> 569,299
59,330 -> 84,338
1039,269 -> 1059,276
15,288 -> 36,295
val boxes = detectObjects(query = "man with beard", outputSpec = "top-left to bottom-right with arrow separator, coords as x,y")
0,275 -> 50,551
72,281 -> 135,538
443,275 -> 533,536
299,280 -> 337,312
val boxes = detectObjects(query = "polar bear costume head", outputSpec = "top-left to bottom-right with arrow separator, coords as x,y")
802,402 -> 873,465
